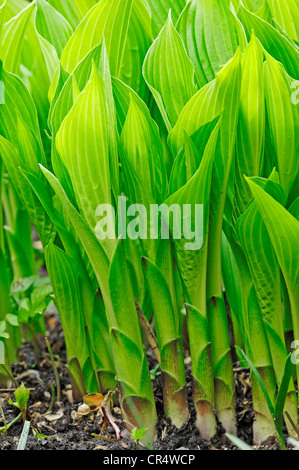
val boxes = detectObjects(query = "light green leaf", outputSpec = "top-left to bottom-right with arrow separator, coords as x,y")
177,0 -> 243,87
169,50 -> 241,298
49,43 -> 112,204
60,0 -> 152,98
36,0 -> 73,57
120,92 -> 166,208
0,1 -> 34,74
145,0 -> 186,36
0,0 -> 28,23
289,197 -> 299,220
264,53 -> 299,198
234,33 -> 265,216
142,257 -> 177,347
235,174 -> 294,389
0,136 -> 54,246
267,0 -> 299,42
44,242 -> 94,389
246,178 -> 299,377
166,121 -> 220,311
143,13 -> 197,131
168,117 -> 219,196
108,239 -> 142,348
48,0 -> 96,29
55,63 -> 115,258
0,321 -> 9,339
0,66 -> 41,145
39,165 -> 114,320
238,3 -> 299,79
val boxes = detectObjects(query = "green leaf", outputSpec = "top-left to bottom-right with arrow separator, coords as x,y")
48,0 -> 96,29
234,33 -> 265,216
0,136 -> 54,246
246,178 -> 299,395
17,9 -> 59,127
0,0 -> 28,23
16,114 -> 46,170
177,0 -> 244,87
0,1 -> 35,74
30,284 -> 52,313
49,43 -> 108,135
109,239 -> 142,348
166,121 -> 220,310
246,178 -> 299,343
120,92 -> 167,208
60,0 -> 152,98
145,0 -> 186,36
111,77 -> 143,132
18,298 -> 31,324
238,3 -> 299,79
0,66 -> 42,146
221,230 -> 245,342
55,63 -> 115,258
9,383 -> 30,413
108,241 -> 157,436
40,165 -> 113,318
169,50 -> 241,298
184,303 -> 215,437
49,42 -> 111,204
36,0 -> 73,57
168,117 -> 220,196
289,197 -> 299,220
141,255 -> 188,427
274,353 -> 294,426
44,243 -> 90,371
110,328 -> 143,396
32,427 -> 51,440
5,314 -> 19,327
0,321 -> 9,339
142,257 -> 177,348
263,52 -> 299,198
0,250 -> 12,318
143,12 -> 197,131
0,3 -> 5,46
267,0 -> 299,42
131,426 -> 148,441
235,174 -> 290,385
242,0 -> 266,12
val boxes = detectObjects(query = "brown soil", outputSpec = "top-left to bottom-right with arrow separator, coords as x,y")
0,310 -> 294,451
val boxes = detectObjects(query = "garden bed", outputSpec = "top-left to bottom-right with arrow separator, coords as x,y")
0,310 -> 286,451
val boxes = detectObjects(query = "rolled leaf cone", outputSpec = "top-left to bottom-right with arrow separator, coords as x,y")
142,256 -> 189,429
108,241 -> 158,444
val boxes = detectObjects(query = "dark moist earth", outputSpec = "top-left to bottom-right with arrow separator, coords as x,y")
0,311 -> 292,451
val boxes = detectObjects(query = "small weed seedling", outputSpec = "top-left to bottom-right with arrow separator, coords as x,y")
131,427 -> 148,450
8,382 -> 30,423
